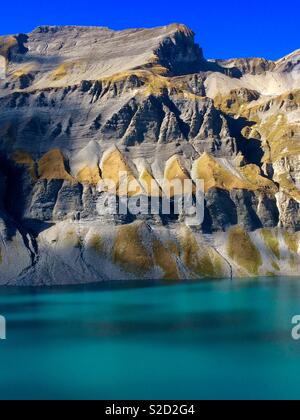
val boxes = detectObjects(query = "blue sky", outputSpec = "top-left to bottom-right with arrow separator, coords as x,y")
1,0 -> 299,60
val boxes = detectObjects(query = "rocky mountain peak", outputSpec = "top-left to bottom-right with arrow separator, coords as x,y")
275,49 -> 300,72
0,23 -> 205,90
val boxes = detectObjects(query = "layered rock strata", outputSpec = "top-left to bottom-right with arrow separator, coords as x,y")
0,24 -> 299,284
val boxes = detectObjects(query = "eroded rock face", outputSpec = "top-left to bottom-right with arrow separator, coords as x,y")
0,24 -> 299,284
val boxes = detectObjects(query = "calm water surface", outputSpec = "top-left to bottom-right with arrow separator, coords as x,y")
1,277 -> 300,400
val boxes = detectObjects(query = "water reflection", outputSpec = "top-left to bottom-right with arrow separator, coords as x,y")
1,277 -> 300,399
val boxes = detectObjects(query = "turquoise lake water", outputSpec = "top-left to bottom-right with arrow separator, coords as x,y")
1,277 -> 300,400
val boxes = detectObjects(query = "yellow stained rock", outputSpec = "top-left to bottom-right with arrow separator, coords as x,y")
139,168 -> 161,197
164,155 -> 191,197
193,153 -> 254,192
263,118 -> 300,163
240,164 -> 278,192
101,148 -> 143,196
179,226 -> 225,278
12,150 -> 37,179
12,64 -> 37,78
261,229 -> 280,259
51,61 -> 83,81
87,234 -> 104,254
100,66 -> 203,100
0,36 -> 17,58
76,166 -> 101,185
113,222 -> 179,279
52,63 -> 68,80
245,112 -> 300,164
214,88 -> 260,115
38,149 -> 74,182
283,231 -> 299,254
168,23 -> 194,36
164,155 -> 190,182
153,238 -> 179,280
60,229 -> 82,248
165,240 -> 180,257
276,173 -> 300,202
113,223 -> 153,275
227,226 -> 262,275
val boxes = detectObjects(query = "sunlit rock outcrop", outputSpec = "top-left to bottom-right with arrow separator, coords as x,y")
0,24 -> 299,284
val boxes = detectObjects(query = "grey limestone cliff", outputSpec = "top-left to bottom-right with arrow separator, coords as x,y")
0,24 -> 299,284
